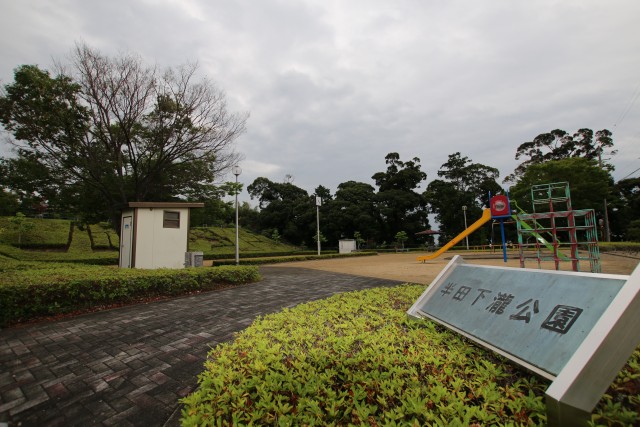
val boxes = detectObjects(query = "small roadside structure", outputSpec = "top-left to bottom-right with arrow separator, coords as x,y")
119,202 -> 204,269
338,239 -> 357,254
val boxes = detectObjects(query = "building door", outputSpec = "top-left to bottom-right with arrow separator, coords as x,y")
120,215 -> 133,268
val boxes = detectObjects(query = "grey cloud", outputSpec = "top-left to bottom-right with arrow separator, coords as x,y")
1,0 -> 640,199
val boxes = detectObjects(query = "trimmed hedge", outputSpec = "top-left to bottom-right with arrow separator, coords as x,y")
212,251 -> 378,266
205,250 -> 338,261
181,285 -> 640,426
0,263 -> 260,326
0,243 -> 119,265
600,242 -> 640,253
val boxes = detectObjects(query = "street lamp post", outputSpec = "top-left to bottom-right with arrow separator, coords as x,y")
232,165 -> 242,265
603,199 -> 611,242
597,148 -> 613,242
316,196 -> 322,256
462,205 -> 469,250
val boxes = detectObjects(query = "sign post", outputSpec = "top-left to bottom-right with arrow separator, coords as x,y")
316,196 -> 322,256
489,193 -> 511,262
232,165 -> 242,265
408,256 -> 640,426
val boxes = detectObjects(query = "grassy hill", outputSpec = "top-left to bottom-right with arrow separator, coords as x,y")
189,227 -> 298,256
0,216 -> 297,263
0,216 -> 72,250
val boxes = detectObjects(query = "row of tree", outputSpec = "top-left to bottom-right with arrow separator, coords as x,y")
235,147 -> 638,248
1,44 -> 639,246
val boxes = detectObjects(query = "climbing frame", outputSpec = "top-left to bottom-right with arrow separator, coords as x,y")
516,182 -> 601,273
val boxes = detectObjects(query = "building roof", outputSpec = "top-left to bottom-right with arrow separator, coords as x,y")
415,229 -> 441,235
127,202 -> 205,209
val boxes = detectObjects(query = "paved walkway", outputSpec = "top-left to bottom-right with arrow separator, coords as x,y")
0,267 -> 404,426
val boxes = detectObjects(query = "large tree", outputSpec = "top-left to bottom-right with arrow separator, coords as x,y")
188,184 -> 239,228
425,153 -> 502,244
505,128 -> 614,183
0,44 -> 247,227
509,158 -> 612,214
0,148 -> 86,217
323,181 -> 379,245
371,153 -> 429,245
0,150 -> 59,214
247,177 -> 314,246
608,177 -> 640,241
0,189 -> 19,216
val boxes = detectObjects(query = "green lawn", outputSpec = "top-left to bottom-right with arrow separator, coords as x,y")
88,223 -> 119,249
0,217 -> 71,249
0,217 -> 295,263
188,226 -> 298,256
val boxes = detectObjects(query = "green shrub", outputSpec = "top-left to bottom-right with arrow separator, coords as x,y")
206,250 -> 338,261
599,242 -> 640,253
212,251 -> 377,266
0,243 -> 119,264
182,285 -> 640,426
0,263 -> 260,326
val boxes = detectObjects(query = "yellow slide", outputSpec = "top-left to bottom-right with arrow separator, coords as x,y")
417,208 -> 492,262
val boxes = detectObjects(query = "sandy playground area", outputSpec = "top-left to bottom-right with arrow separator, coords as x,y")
274,251 -> 640,285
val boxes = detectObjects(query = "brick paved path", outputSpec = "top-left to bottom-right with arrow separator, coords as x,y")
0,267 -> 403,426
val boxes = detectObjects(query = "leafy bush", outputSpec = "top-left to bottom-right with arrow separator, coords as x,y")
600,242 -> 640,253
212,251 -> 377,266
182,285 -> 640,426
0,262 -> 260,326
0,243 -> 118,264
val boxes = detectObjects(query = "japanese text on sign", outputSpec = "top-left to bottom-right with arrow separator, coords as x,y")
439,281 -> 583,334
408,258 -> 626,378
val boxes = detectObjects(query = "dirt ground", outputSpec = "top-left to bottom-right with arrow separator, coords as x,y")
273,251 -> 640,284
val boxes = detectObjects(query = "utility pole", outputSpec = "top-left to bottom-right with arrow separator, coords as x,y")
316,196 -> 322,255
462,205 -> 469,250
232,165 -> 242,264
597,148 -> 611,242
603,199 -> 611,242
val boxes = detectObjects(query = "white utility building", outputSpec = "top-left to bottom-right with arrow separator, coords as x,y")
119,202 -> 204,269
338,239 -> 357,254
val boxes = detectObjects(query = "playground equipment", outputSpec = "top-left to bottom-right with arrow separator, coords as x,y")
516,182 -> 600,273
417,193 -> 512,262
489,193 -> 512,262
417,208 -> 491,262
417,183 -> 601,273
511,201 -> 570,262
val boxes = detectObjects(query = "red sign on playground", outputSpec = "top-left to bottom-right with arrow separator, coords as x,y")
490,195 -> 510,218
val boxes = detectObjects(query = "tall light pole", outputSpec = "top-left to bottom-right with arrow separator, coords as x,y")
232,165 -> 242,265
597,148 -> 612,242
603,199 -> 611,242
462,205 -> 469,250
316,196 -> 322,256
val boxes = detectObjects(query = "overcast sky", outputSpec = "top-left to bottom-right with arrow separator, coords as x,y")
1,0 -> 639,205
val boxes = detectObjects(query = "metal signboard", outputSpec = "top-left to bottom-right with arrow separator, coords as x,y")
407,256 -> 640,426
490,194 -> 511,218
